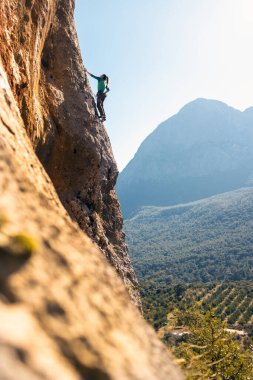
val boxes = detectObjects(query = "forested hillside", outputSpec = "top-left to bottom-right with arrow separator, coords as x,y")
125,187 -> 253,284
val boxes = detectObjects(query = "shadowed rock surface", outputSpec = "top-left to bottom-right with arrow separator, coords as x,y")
0,0 -> 184,379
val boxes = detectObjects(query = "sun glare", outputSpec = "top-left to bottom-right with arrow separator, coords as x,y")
241,0 -> 253,23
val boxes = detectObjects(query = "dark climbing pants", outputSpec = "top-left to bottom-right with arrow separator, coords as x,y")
96,91 -> 107,119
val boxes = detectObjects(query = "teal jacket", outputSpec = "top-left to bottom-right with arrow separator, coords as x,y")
90,74 -> 110,93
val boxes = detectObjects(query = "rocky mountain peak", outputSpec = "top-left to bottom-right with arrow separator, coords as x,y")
117,99 -> 253,217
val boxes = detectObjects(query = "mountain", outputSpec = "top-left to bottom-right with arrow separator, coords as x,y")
0,1 -> 184,379
125,187 -> 253,284
117,99 -> 253,217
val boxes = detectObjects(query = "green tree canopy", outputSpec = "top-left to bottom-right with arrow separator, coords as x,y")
173,308 -> 253,379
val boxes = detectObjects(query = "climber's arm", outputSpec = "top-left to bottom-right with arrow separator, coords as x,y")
86,71 -> 100,81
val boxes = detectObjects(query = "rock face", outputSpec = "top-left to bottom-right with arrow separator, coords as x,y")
117,99 -> 253,218
0,0 -> 139,306
0,0 -> 184,379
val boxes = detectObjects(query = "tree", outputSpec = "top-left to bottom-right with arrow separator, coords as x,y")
173,308 -> 253,379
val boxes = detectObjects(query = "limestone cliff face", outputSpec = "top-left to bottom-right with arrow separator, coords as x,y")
0,0 -> 139,306
0,0 -> 184,378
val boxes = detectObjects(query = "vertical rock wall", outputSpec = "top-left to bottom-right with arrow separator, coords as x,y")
0,59 -> 183,378
0,0 -> 140,307
0,0 -> 184,378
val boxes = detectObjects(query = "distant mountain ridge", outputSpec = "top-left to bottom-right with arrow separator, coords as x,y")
117,99 -> 253,217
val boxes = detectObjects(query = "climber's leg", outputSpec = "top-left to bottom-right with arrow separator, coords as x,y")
97,92 -> 106,120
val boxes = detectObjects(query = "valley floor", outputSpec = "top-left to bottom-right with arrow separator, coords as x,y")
141,281 -> 253,334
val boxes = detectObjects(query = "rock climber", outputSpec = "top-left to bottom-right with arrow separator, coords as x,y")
86,70 -> 110,122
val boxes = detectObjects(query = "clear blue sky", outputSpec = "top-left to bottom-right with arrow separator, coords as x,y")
75,0 -> 253,170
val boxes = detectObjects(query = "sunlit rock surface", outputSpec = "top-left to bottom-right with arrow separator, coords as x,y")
0,0 -> 183,378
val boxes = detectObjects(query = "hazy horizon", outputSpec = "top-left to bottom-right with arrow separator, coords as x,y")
75,0 -> 253,170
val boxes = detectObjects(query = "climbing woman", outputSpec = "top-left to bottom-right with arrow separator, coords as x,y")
86,70 -> 110,122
